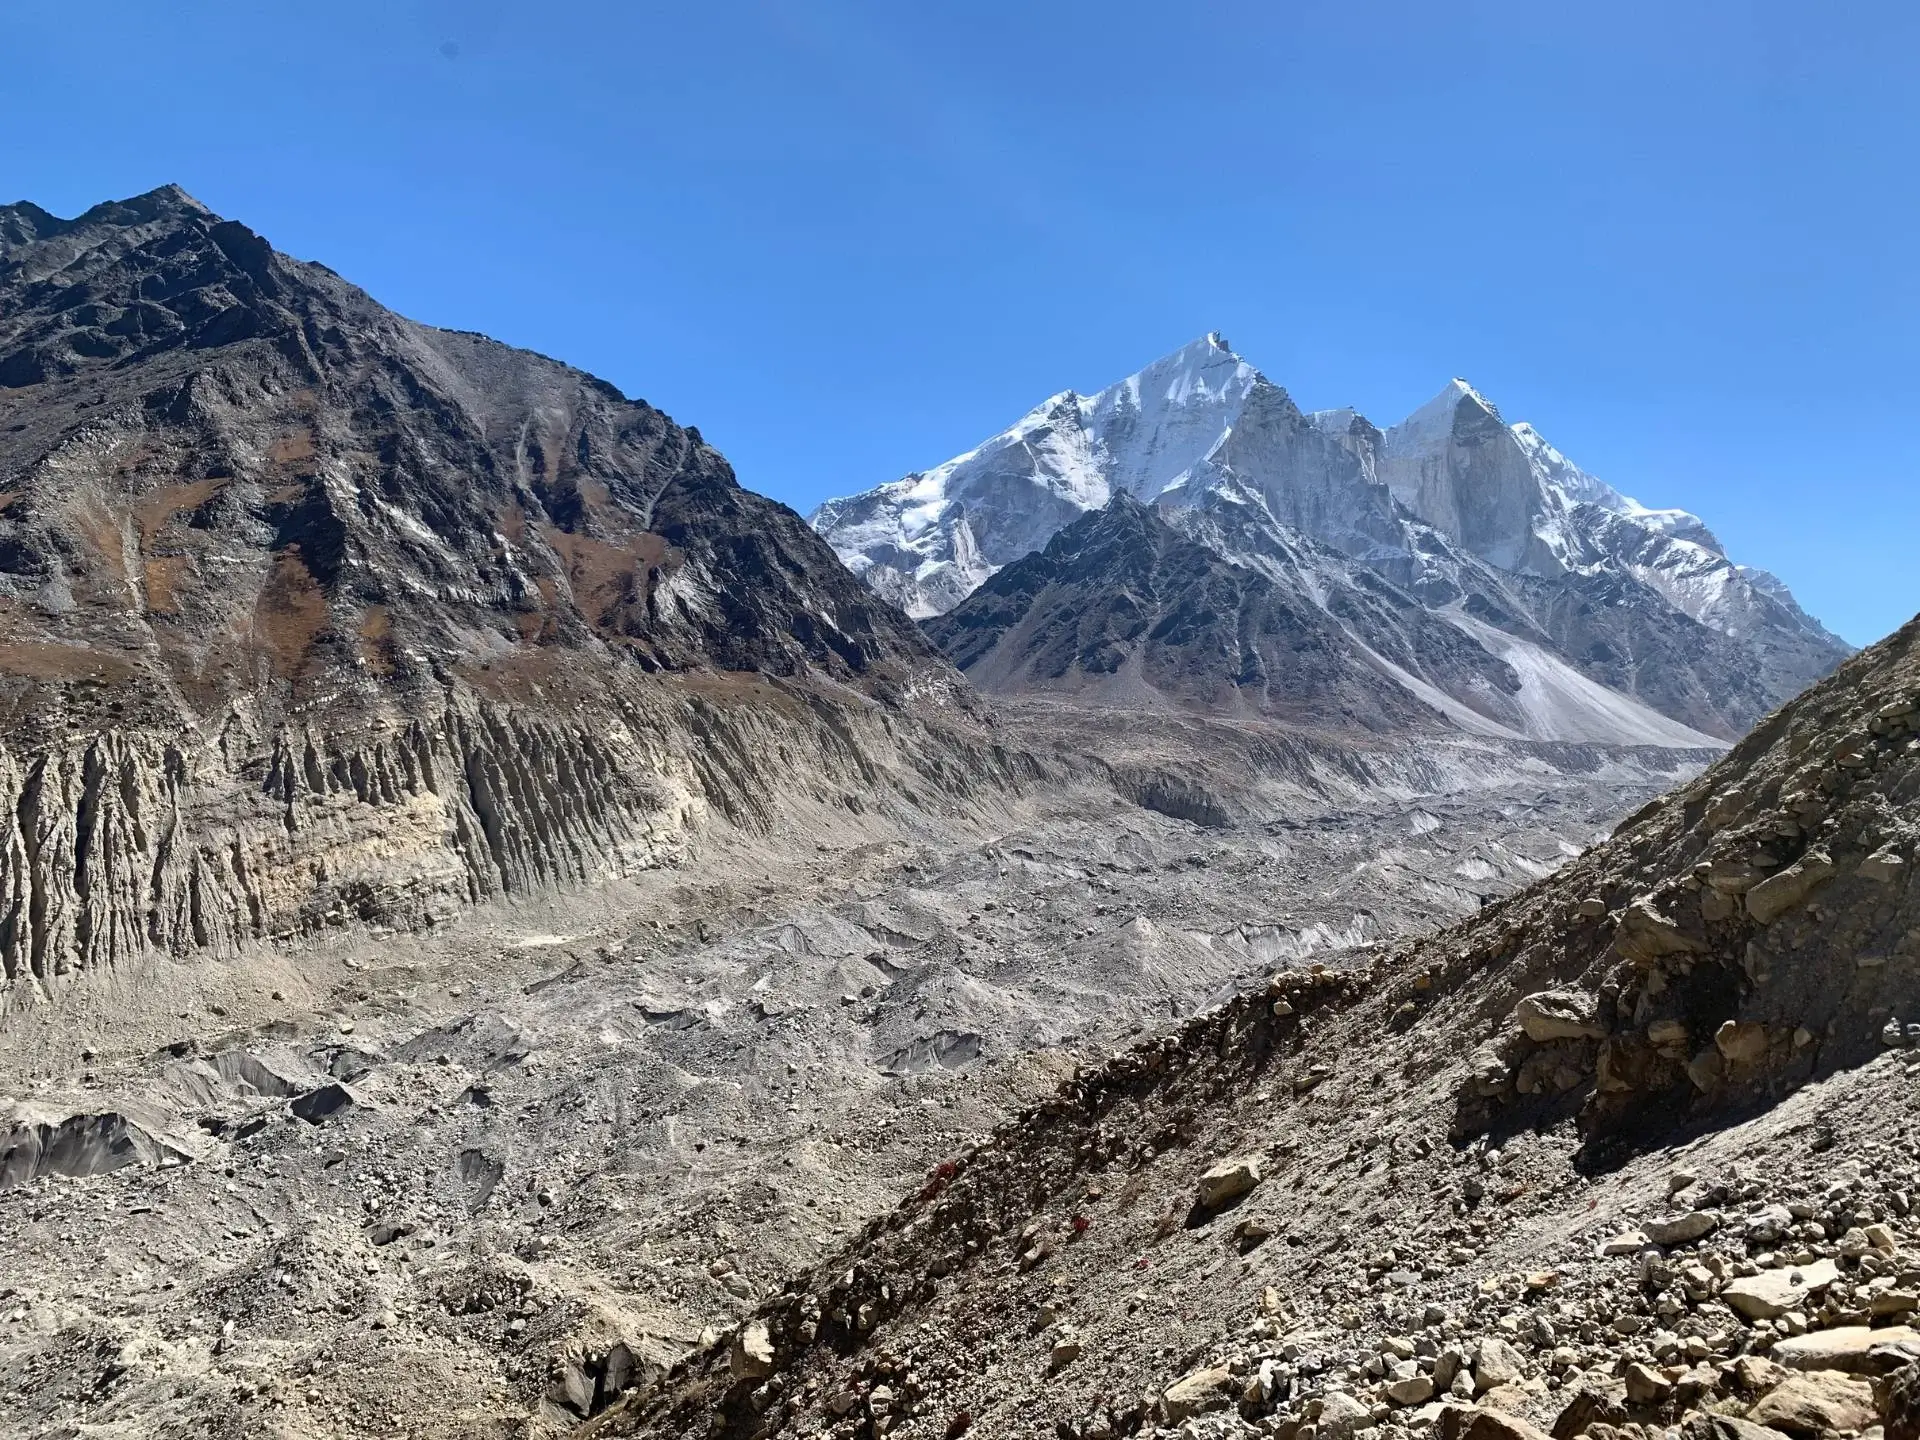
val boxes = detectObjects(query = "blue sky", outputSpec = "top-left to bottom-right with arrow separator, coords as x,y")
5,0 -> 1915,644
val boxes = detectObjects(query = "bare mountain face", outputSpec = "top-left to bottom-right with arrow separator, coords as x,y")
0,185 -> 992,1007
603,613 -> 1920,1440
921,494 -> 1443,734
813,336 -> 1851,741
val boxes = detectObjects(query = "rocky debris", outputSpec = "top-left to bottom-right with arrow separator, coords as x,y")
582,609 -> 1919,1440
1195,1157 -> 1264,1212
1439,1408 -> 1554,1440
0,1102 -> 190,1187
1884,1358 -> 1920,1440
1449,616 -> 1920,1147
0,687 -> 1705,1440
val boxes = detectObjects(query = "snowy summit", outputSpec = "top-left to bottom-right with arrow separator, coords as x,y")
812,335 -> 1850,744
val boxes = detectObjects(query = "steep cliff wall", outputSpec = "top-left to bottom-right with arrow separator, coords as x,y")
0,673 -> 1029,1008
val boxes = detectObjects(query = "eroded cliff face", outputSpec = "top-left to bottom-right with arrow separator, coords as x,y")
0,186 -> 999,1008
0,669 -> 1034,1009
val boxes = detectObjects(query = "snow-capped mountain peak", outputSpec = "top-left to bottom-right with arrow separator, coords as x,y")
808,334 -> 1271,617
811,337 -> 1851,738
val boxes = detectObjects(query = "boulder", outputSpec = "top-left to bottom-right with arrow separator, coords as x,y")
1163,1366 -> 1234,1423
1387,1375 -> 1436,1406
1885,1357 -> 1920,1440
1723,1260 -> 1842,1320
1624,1361 -> 1672,1403
1861,849 -> 1906,883
1474,1337 -> 1527,1391
730,1320 -> 775,1381
1315,1389 -> 1376,1439
1746,851 -> 1836,924
1680,1415 -> 1794,1440
1705,858 -> 1773,895
1745,1370 -> 1876,1435
1195,1156 -> 1263,1210
1770,1325 -> 1920,1375
1615,898 -> 1706,965
1515,991 -> 1608,1043
1644,1211 -> 1722,1246
1437,1405 -> 1554,1440
1716,1021 -> 1771,1065
1648,1018 -> 1690,1048
1548,1381 -> 1630,1440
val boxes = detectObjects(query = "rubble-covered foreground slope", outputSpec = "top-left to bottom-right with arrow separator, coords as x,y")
600,611 -> 1919,1440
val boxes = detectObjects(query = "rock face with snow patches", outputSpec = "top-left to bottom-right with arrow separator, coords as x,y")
926,495 -> 1504,736
813,334 -> 1850,740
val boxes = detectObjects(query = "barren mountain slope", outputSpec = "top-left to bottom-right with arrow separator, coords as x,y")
926,496 -> 1724,751
920,495 -> 1440,733
0,185 -> 995,1008
601,610 -> 1918,1440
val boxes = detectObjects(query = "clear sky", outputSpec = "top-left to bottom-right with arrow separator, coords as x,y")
5,1 -> 1916,645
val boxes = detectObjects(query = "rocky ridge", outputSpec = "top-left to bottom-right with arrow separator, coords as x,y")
926,496 -> 1720,749
921,494 -> 1442,733
593,609 -> 1919,1440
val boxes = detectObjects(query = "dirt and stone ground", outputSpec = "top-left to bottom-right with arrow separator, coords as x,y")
0,706 -> 1708,1440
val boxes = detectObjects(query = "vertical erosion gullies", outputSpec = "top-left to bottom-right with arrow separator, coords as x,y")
0,682 -> 1023,1012
0,696 -> 694,1007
